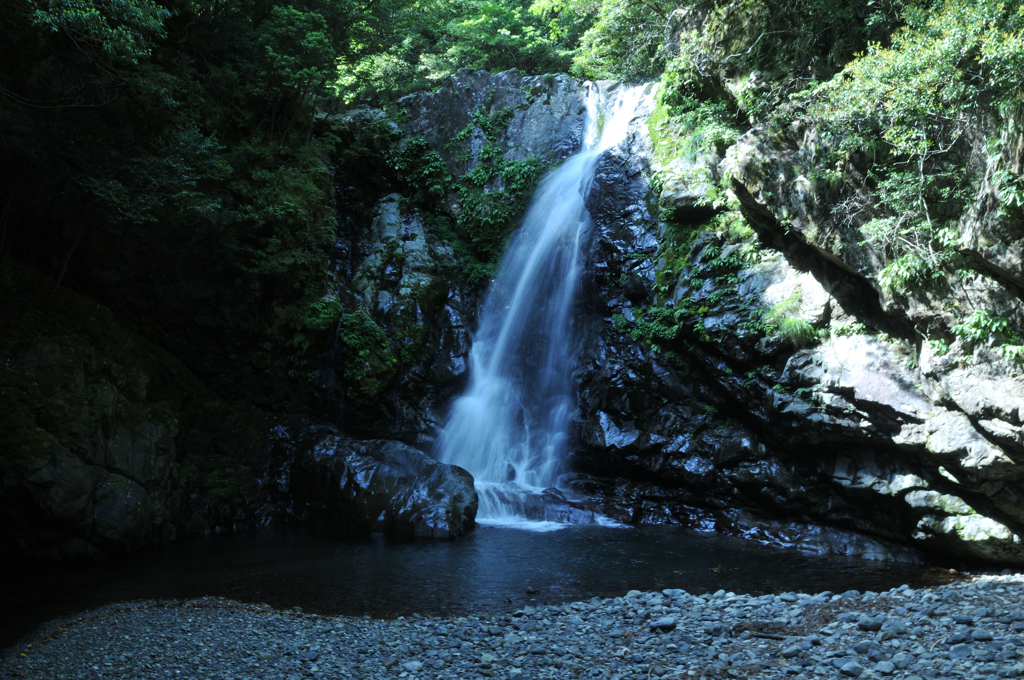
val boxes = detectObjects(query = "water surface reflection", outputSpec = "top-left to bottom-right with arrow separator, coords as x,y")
0,525 -> 949,648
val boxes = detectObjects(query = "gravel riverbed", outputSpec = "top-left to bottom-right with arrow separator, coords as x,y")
4,574 -> 1024,679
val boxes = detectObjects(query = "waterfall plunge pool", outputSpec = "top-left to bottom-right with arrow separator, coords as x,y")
0,89 -> 959,650
0,524 -> 955,648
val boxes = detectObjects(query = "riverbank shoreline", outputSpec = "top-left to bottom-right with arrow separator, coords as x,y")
4,574 -> 1023,679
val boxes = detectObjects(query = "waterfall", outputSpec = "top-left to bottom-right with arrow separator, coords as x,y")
435,83 -> 651,530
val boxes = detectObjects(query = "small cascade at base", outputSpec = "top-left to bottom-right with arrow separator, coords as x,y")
435,83 -> 653,530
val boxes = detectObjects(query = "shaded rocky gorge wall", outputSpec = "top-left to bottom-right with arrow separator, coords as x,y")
282,61 -> 1024,566
319,64 -> 1024,565
3,29 -> 1024,566
0,71 -> 592,561
563,4 -> 1024,564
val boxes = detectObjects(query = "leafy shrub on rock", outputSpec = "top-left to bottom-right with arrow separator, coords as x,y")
337,309 -> 398,416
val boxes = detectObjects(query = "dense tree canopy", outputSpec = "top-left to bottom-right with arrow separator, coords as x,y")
0,0 -> 666,356
3,0 -> 1022,386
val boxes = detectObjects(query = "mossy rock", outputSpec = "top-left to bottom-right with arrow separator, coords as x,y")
0,262 -> 276,562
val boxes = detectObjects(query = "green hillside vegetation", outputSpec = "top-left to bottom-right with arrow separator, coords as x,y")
3,0 -> 1023,393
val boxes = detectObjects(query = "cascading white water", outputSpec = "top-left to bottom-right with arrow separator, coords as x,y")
435,83 -> 651,530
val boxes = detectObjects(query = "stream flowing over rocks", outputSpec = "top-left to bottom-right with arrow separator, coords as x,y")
7,575 -> 1024,680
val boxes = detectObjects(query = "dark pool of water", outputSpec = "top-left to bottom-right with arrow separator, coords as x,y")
0,525 -> 953,648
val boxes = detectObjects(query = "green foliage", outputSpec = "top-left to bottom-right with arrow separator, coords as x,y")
456,152 -> 543,263
624,220 -> 765,358
337,309 -> 399,409
439,1 -> 570,73
332,0 -> 679,102
763,290 -> 817,347
422,214 -> 500,285
433,103 -> 545,272
1,0 -> 373,398
82,124 -> 231,226
281,292 -> 343,380
546,0 -> 671,81
830,318 -> 869,337
663,0 -> 879,120
808,0 -> 1024,289
951,309 -> 1024,364
875,251 -> 939,291
655,211 -> 755,297
28,0 -> 169,64
255,6 -> 335,101
851,165 -> 967,290
473,107 -> 517,141
387,136 -> 453,202
647,81 -> 741,217
226,137 -> 335,287
952,309 -> 1010,345
992,167 -> 1024,210
811,0 -> 1024,147
336,0 -> 589,105
648,91 -> 741,166
714,210 -> 755,242
328,101 -> 544,286
776,316 -> 816,345
928,337 -> 950,356
1003,344 -> 1024,365
613,307 -> 680,345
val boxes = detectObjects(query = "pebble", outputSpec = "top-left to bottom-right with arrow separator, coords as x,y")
649,616 -> 676,631
840,660 -> 864,676
857,614 -> 885,631
4,574 -> 1024,679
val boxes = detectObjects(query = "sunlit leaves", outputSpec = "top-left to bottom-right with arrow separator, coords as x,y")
255,6 -> 334,98
28,0 -> 169,63
810,0 -> 1024,157
806,0 -> 1024,291
567,0 -> 668,80
336,0 -> 589,104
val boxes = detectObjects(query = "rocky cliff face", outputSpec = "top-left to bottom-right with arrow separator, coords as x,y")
318,69 -> 1017,564
318,69 -> 1023,566
314,70 -> 595,445
263,423 -> 477,539
0,69 -> 589,562
556,7 -> 1024,565
5,51 -> 1023,567
0,265 -> 187,560
687,121 -> 1024,564
0,259 -> 478,561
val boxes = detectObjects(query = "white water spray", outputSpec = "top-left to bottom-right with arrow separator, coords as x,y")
435,83 -> 652,530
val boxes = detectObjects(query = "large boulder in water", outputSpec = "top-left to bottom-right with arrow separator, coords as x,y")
264,423 -> 477,539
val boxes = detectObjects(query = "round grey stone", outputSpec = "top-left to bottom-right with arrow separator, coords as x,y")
841,660 -> 864,677
857,615 -> 885,632
649,616 -> 676,632
874,660 -> 895,674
